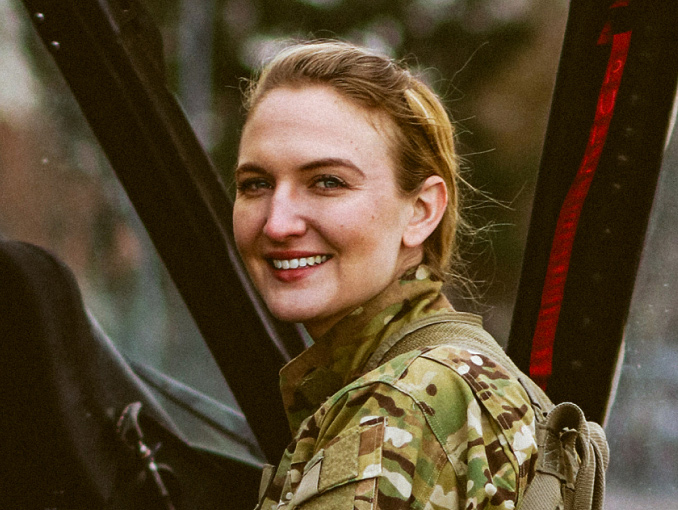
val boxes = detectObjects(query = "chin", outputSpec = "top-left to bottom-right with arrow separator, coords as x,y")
267,303 -> 318,324
261,286 -> 334,323
267,301 -> 341,336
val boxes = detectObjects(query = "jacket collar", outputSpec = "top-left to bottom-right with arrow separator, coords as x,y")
279,265 -> 452,433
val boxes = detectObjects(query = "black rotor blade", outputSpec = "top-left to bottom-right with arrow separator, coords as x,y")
508,0 -> 678,424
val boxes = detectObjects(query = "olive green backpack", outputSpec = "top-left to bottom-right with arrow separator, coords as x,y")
364,312 -> 609,510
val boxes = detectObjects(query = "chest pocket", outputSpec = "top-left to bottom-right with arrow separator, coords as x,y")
289,416 -> 386,509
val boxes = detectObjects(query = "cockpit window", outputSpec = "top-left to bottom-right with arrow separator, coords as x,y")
0,0 -> 261,463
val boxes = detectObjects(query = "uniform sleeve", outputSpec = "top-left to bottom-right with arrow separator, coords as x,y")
290,372 -> 530,510
291,381 -> 448,510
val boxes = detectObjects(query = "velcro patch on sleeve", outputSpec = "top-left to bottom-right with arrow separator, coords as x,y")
291,417 -> 385,507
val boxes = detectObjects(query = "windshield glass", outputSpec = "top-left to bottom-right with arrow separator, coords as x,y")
604,105 -> 678,508
0,0 -> 261,463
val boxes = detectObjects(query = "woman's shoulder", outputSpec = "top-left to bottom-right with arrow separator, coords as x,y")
312,346 -> 537,506
325,344 -> 536,461
393,346 -> 538,466
410,345 -> 536,434
342,343 -> 534,426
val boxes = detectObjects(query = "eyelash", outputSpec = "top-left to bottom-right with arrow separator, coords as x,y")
236,178 -> 272,194
236,174 -> 349,195
312,174 -> 348,190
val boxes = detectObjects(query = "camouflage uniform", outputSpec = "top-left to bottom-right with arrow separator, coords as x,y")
256,267 -> 538,510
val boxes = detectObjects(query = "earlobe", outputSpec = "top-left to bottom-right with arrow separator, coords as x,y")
402,175 -> 448,248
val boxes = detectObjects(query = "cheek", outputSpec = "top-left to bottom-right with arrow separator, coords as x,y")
370,200 -> 412,249
340,213 -> 398,256
232,203 -> 257,253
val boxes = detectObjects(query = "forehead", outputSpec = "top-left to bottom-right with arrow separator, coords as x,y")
247,83 -> 388,126
238,85 -> 396,165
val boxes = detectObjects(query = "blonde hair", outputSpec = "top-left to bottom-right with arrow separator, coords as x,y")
243,40 -> 464,282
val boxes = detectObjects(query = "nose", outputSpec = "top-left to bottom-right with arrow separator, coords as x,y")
263,186 -> 307,241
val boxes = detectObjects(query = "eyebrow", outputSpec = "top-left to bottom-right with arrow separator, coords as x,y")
299,158 -> 365,177
235,158 -> 366,178
234,163 -> 267,177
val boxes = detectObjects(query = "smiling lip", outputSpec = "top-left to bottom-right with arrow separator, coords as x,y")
265,252 -> 331,279
271,254 -> 329,270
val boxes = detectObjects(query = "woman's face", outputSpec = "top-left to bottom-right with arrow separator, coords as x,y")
233,85 -> 422,338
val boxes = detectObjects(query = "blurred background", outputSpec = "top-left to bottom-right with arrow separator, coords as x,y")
0,0 -> 676,507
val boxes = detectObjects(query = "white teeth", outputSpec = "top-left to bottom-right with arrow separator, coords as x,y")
272,255 -> 328,270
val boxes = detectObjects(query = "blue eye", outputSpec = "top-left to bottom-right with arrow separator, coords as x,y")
314,175 -> 347,189
236,178 -> 272,194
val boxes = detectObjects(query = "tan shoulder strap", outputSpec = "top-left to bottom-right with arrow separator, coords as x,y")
364,312 -> 483,372
365,312 -> 554,415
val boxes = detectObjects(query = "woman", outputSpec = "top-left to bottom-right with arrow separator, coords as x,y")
233,41 -> 538,510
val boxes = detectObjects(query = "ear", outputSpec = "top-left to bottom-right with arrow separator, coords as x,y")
402,175 -> 448,249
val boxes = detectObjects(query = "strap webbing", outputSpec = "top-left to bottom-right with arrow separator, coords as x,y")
366,312 -> 554,418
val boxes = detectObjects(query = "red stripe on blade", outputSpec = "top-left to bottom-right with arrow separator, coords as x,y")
530,31 -> 632,389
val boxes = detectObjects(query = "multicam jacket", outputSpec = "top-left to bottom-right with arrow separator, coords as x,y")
255,267 -> 538,510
